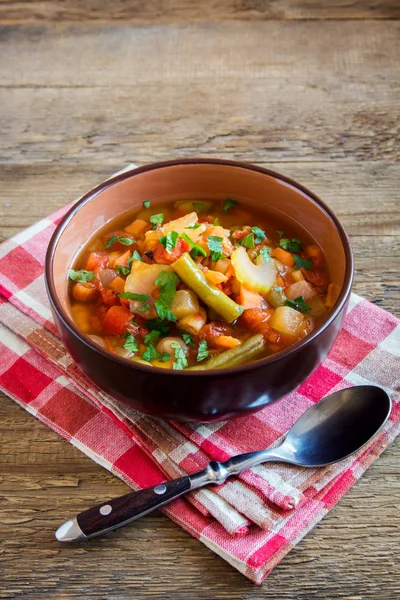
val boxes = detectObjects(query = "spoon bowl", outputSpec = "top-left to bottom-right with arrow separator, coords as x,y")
277,385 -> 392,467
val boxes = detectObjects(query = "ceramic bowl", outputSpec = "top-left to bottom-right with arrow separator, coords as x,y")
45,159 -> 353,422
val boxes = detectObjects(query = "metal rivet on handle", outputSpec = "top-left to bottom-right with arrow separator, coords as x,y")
99,504 -> 112,516
153,484 -> 167,495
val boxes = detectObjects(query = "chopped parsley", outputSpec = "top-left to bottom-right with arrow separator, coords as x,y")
197,340 -> 209,362
207,235 -> 224,262
119,292 -> 149,303
251,226 -> 266,244
273,285 -> 283,293
181,332 -> 195,348
68,269 -> 95,283
127,250 -> 143,264
284,296 -> 311,313
116,264 -> 131,277
154,270 -> 179,321
223,198 -> 238,213
259,247 -> 271,262
180,233 -> 207,259
279,236 -> 303,253
150,213 -> 164,230
144,329 -> 161,345
159,352 -> 171,362
160,231 -> 179,253
277,230 -> 285,238
123,333 -> 139,353
241,233 -> 255,249
143,200 -> 151,208
213,217 -> 219,226
171,342 -> 188,370
185,223 -> 201,230
105,234 -> 117,249
192,202 -> 207,213
146,318 -> 170,334
117,236 -> 135,246
293,255 -> 314,270
142,343 -> 160,362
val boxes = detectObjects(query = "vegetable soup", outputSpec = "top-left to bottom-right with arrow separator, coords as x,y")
68,198 -> 336,370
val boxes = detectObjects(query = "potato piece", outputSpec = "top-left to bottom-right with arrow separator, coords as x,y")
270,306 -> 304,338
231,246 -> 277,295
124,219 -> 150,238
161,212 -> 198,234
171,290 -> 200,320
307,295 -> 327,318
71,304 -> 92,333
292,269 -> 305,282
285,280 -> 315,301
214,258 -> 231,274
178,307 -> 207,335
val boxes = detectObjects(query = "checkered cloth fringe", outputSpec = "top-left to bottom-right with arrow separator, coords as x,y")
0,168 -> 399,583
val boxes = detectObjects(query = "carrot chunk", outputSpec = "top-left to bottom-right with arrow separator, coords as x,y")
213,335 -> 241,349
72,282 -> 98,302
85,252 -> 109,272
205,270 -> 229,285
238,285 -> 263,310
271,247 -> 295,267
108,276 -> 126,294
102,306 -> 132,336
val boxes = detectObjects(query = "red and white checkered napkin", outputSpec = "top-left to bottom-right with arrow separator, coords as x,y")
0,189 -> 399,584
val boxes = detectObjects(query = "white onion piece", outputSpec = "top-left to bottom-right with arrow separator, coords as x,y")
98,268 -> 117,287
114,346 -> 134,359
88,335 -> 107,349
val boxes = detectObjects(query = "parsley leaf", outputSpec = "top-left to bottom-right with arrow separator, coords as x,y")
146,318 -> 170,334
123,333 -> 139,353
160,352 -> 171,362
277,230 -> 285,238
185,223 -> 200,230
105,234 -> 117,249
117,236 -> 135,246
171,342 -> 188,370
180,233 -> 207,259
273,285 -> 283,293
142,344 -> 160,362
223,198 -> 238,213
213,217 -> 219,226
127,250 -> 143,265
154,270 -> 179,321
192,202 -> 207,213
197,340 -> 208,362
241,233 -> 255,249
144,329 -> 161,345
160,231 -> 179,253
279,237 -> 303,253
143,200 -> 151,208
284,296 -> 311,313
251,226 -> 266,244
137,302 -> 150,313
119,292 -> 149,303
293,255 -> 314,270
181,332 -> 195,348
150,213 -> 164,230
207,235 -> 224,262
116,264 -> 131,277
68,269 -> 95,283
259,247 -> 271,263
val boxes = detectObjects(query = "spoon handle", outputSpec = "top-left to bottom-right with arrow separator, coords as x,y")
55,448 -> 289,542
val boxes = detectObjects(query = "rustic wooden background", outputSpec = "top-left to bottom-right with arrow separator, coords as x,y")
0,1 -> 399,598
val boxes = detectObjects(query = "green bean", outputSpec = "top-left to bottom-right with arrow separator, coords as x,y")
171,253 -> 243,323
188,334 -> 265,370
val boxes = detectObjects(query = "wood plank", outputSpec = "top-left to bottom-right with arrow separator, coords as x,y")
0,0 -> 399,23
1,396 -> 399,599
0,22 -> 398,164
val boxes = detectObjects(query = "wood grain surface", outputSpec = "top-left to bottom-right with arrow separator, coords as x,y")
0,3 -> 399,598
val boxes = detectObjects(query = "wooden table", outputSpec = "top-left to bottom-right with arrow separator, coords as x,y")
1,3 -> 399,598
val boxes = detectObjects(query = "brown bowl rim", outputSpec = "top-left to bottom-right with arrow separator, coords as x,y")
45,158 -> 354,377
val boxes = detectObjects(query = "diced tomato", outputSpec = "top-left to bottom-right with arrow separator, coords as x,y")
100,287 -> 120,307
199,321 -> 233,346
103,231 -> 135,252
240,307 -> 274,337
152,237 -> 191,265
102,306 -> 132,336
126,315 -> 149,339
303,269 -> 329,289
85,252 -> 109,272
231,229 -> 250,241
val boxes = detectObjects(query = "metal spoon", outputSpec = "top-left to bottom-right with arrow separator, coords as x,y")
56,385 -> 391,542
